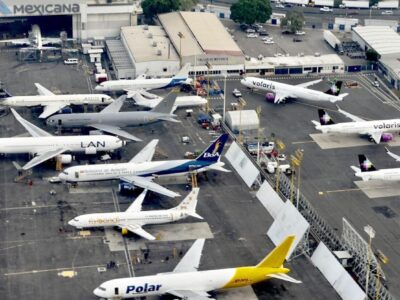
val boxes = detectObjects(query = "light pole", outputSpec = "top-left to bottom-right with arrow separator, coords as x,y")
206,62 -> 212,112
223,74 -> 227,124
177,31 -> 184,69
364,225 -> 376,300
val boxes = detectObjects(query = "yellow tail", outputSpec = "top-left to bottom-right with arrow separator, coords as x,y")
256,235 -> 295,268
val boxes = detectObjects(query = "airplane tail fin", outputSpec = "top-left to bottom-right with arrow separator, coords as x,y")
173,63 -> 191,80
324,81 -> 343,96
318,109 -> 335,125
256,235 -> 295,269
151,92 -> 177,114
358,154 -> 377,172
195,134 -> 229,163
174,187 -> 203,219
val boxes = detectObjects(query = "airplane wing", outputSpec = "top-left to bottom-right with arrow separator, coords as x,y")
120,224 -> 156,240
173,239 -> 205,273
120,175 -> 180,198
336,105 -> 365,122
273,91 -> 291,104
385,147 -> 400,161
89,124 -> 142,142
125,189 -> 147,213
268,273 -> 302,283
41,38 -> 61,45
296,79 -> 322,88
0,38 -> 31,46
11,108 -> 52,137
34,83 -> 55,96
129,139 -> 159,163
100,95 -> 125,113
22,147 -> 67,170
39,103 -> 67,119
168,290 -> 212,300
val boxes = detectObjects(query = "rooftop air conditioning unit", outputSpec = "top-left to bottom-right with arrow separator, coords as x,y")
144,25 -> 148,30
157,49 -> 162,56
152,41 -> 157,47
147,33 -> 153,39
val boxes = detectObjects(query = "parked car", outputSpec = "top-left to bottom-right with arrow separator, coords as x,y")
320,6 -> 332,12
371,4 -> 378,9
232,89 -> 242,97
261,36 -> 272,41
275,3 -> 284,8
246,28 -> 256,33
264,40 -> 275,44
64,58 -> 79,65
284,4 -> 292,7
293,37 -> 302,42
372,80 -> 380,87
295,31 -> 305,35
259,31 -> 269,36
339,4 -> 346,8
247,33 -> 258,38
382,10 -> 393,15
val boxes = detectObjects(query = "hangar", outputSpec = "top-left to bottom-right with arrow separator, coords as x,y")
0,0 -> 141,41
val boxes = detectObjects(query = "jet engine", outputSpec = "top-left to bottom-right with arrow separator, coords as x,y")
121,228 -> 129,235
118,182 -> 136,195
381,133 -> 393,142
265,92 -> 276,103
85,146 -> 97,155
56,154 -> 73,164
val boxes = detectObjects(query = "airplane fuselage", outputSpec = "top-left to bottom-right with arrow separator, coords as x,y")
134,95 -> 207,109
59,159 -> 219,182
241,77 -> 340,102
46,111 -> 173,127
95,78 -> 186,92
318,119 -> 400,135
356,169 -> 400,181
94,266 -> 287,298
0,135 -> 122,155
2,94 -> 112,107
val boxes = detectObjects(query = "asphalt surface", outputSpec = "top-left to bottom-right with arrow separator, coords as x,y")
215,73 -> 400,298
0,50 -> 340,300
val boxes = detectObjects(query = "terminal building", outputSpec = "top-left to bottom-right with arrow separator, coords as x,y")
0,0 -> 142,41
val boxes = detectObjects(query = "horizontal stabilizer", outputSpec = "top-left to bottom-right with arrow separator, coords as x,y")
157,116 -> 181,123
385,147 -> 400,162
189,212 -> 203,220
311,120 -> 320,126
268,273 -> 302,284
350,166 -> 361,173
207,164 -> 231,173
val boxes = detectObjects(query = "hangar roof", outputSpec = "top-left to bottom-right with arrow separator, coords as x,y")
352,26 -> 400,56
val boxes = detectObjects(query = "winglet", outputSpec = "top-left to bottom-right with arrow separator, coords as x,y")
256,235 -> 295,268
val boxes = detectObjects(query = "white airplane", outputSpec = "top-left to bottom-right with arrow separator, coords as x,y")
385,147 -> 400,162
94,64 -> 193,93
0,24 -> 66,50
350,154 -> 400,181
0,109 -> 125,170
68,188 -> 202,240
240,77 -> 348,104
129,90 -> 207,111
312,107 -> 396,144
58,134 -> 230,198
93,235 -> 300,299
1,83 -> 112,119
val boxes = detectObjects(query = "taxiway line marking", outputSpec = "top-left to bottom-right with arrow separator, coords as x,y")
292,140 -> 316,145
322,188 -> 360,194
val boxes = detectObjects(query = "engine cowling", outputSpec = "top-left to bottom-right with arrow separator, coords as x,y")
56,154 -> 73,164
118,182 -> 136,194
84,146 -> 97,155
265,92 -> 276,103
381,133 -> 393,142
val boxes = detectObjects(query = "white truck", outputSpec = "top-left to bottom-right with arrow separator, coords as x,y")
323,30 -> 343,54
261,153 -> 292,175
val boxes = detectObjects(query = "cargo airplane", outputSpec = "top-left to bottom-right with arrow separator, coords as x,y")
93,235 -> 300,299
68,188 -> 202,240
0,109 -> 124,170
312,106 -> 397,144
1,83 -> 112,119
240,77 -> 348,104
94,64 -> 192,93
128,90 -> 207,111
46,93 -> 179,141
58,134 -> 230,198
351,153 -> 400,181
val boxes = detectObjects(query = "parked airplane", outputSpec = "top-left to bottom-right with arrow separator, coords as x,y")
58,134 -> 230,198
0,24 -> 66,50
94,64 -> 192,93
240,77 -> 348,103
93,235 -> 300,299
68,188 -> 202,240
312,107 -> 396,144
129,90 -> 207,111
46,93 -> 179,141
385,147 -> 400,162
0,109 -> 124,170
350,154 -> 400,181
1,83 -> 112,119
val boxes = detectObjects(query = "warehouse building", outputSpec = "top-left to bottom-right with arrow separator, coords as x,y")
0,0 -> 142,41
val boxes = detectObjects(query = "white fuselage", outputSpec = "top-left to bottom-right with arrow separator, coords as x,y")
241,77 -> 341,102
134,95 -> 207,110
0,135 -> 123,155
317,119 -> 400,135
94,268 -> 236,298
95,77 -> 185,93
2,94 -> 112,107
59,159 -> 218,182
356,169 -> 400,181
69,209 -> 187,229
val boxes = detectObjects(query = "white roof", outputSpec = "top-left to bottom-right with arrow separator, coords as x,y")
352,26 -> 400,56
226,110 -> 259,131
245,54 -> 344,69
121,26 -> 179,63
379,54 -> 400,76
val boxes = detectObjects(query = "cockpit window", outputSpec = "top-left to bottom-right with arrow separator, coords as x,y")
73,218 -> 78,222
62,171 -> 69,175
98,286 -> 106,291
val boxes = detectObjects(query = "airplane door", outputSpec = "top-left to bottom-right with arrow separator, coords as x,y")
58,119 -> 62,126
75,172 -> 79,179
114,287 -> 119,295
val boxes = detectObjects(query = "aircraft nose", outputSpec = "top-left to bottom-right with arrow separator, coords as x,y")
93,287 -> 106,298
240,79 -> 246,85
94,85 -> 102,91
67,219 -> 75,226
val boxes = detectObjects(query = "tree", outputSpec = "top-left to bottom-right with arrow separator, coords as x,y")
141,0 -> 181,20
179,0 -> 198,11
280,11 -> 305,33
230,0 -> 272,25
366,48 -> 379,61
